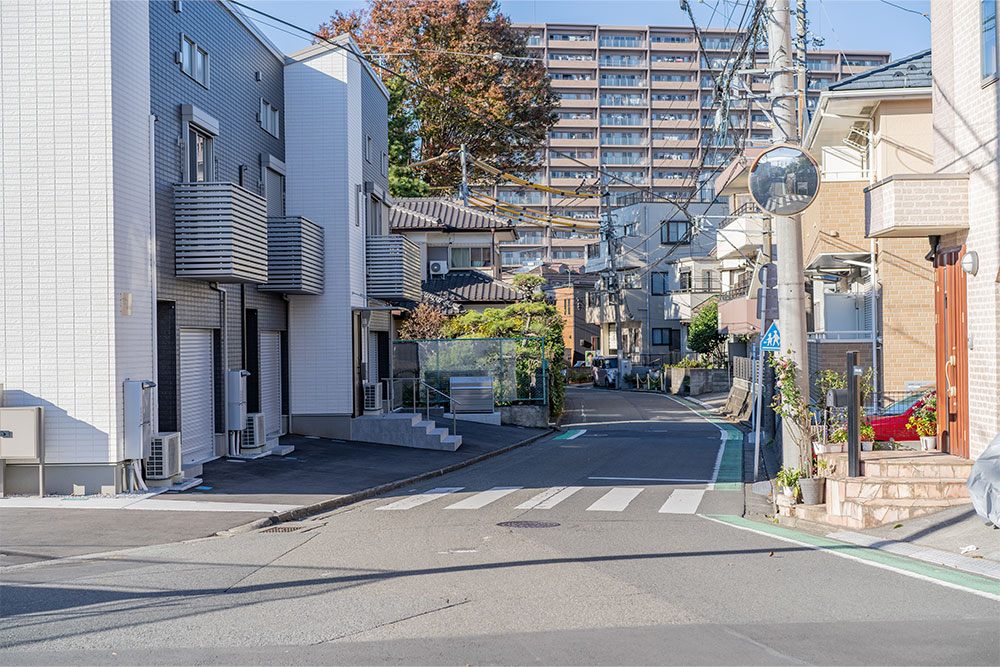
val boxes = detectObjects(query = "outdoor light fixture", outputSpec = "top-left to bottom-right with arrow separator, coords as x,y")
962,251 -> 979,276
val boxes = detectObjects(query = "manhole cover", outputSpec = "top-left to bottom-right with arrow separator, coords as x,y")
260,525 -> 302,533
497,521 -> 560,528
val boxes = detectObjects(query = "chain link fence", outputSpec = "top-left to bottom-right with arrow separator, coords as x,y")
391,337 -> 548,410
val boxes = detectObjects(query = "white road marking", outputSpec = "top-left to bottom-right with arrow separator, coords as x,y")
586,487 -> 643,512
516,486 -> 584,509
589,476 -> 711,483
446,486 -> 523,510
664,395 -> 729,491
375,487 -> 464,511
658,489 -> 706,514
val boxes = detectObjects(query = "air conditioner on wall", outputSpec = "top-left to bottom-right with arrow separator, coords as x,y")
363,382 -> 383,415
429,260 -> 449,276
147,432 -> 182,480
242,413 -> 267,450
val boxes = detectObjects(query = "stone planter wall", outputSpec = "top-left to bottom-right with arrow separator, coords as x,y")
669,368 -> 731,396
500,404 -> 549,428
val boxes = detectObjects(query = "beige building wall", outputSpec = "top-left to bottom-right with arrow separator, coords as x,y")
801,181 -> 936,396
872,98 -> 935,178
931,0 -> 1000,459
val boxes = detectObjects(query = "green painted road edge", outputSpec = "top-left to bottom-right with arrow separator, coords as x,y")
668,396 -> 744,490
705,514 -> 1000,597
553,429 -> 585,440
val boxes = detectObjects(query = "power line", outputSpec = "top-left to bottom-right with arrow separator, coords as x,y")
877,0 -> 930,22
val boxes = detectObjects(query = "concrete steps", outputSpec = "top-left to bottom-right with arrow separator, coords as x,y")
351,413 -> 463,451
778,450 -> 973,530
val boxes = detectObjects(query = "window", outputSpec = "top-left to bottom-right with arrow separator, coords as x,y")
661,219 -> 690,244
563,299 -> 572,316
179,34 -> 208,86
187,127 -> 212,182
651,273 -> 668,295
679,271 -> 692,290
984,0 -> 998,84
365,136 -> 372,162
450,247 -> 491,268
259,99 -> 279,137
651,328 -> 672,346
382,152 -> 388,177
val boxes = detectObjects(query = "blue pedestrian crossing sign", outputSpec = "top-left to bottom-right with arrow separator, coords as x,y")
760,322 -> 781,351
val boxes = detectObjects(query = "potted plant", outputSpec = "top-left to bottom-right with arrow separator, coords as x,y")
860,419 -> 876,451
800,455 -> 827,505
906,393 -> 937,450
775,466 -> 801,500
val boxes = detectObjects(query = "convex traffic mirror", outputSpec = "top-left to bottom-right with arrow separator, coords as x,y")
748,144 -> 821,216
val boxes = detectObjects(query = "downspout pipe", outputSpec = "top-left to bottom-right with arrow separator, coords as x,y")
209,282 -> 228,455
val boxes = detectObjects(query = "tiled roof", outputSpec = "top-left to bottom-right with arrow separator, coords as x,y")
827,50 -> 931,92
422,270 -> 521,304
391,197 -> 516,231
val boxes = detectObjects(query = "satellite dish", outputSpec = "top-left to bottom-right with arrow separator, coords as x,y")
748,144 -> 821,216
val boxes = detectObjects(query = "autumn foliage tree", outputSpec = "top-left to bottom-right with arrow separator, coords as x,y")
317,0 -> 558,197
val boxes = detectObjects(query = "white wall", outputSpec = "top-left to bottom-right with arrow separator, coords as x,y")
1,0 -> 153,466
284,43 -> 359,417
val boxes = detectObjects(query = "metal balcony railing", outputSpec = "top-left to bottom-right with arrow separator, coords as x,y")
366,235 -> 422,301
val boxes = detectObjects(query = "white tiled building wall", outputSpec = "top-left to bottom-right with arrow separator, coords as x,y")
1,0 -> 154,466
931,0 -> 1000,459
284,42 -> 362,418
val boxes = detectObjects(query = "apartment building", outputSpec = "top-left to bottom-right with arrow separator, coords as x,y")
499,23 -> 889,271
1,0 -> 398,493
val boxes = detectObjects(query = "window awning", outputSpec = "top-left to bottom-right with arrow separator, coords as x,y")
804,251 -> 872,275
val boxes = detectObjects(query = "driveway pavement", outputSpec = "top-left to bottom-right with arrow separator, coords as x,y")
0,419 -> 548,567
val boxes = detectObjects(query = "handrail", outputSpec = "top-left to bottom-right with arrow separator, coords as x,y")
387,377 -> 462,439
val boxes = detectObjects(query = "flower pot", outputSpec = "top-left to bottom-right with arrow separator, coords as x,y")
861,441 -> 874,452
799,477 -> 825,505
781,485 -> 796,499
919,435 -> 937,451
814,442 -> 846,454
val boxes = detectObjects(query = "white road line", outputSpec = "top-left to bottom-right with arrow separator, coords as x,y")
665,395 -> 729,491
517,486 -> 584,509
589,476 -> 711,483
375,487 -> 464,511
445,486 -> 523,510
586,487 -> 643,512
658,489 -> 706,514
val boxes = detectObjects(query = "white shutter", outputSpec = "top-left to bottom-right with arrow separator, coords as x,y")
260,331 -> 282,438
179,329 -> 215,465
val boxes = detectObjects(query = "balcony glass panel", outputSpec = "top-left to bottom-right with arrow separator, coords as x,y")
601,132 -> 646,145
601,112 -> 644,126
599,35 -> 643,47
600,94 -> 645,106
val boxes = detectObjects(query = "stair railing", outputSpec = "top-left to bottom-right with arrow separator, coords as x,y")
387,378 -> 461,438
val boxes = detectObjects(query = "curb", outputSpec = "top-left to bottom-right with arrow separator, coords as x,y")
217,428 -> 558,535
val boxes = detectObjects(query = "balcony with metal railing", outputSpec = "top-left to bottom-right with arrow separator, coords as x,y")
259,216 -> 325,295
366,234 -> 422,301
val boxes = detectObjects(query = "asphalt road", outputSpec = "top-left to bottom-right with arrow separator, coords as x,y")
1,387 -> 997,665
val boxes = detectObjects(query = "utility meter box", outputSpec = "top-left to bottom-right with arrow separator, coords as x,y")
0,406 -> 44,461
123,380 -> 155,460
227,370 -> 251,431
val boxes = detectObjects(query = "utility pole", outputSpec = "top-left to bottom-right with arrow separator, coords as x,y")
601,189 -> 625,389
795,0 -> 808,140
766,0 -> 811,471
459,143 -> 469,206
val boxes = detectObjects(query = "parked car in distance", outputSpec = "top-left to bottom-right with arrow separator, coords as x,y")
869,388 -> 934,442
591,356 -> 619,387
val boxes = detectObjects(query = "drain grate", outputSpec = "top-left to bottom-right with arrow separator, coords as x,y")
260,525 -> 302,533
497,521 -> 560,528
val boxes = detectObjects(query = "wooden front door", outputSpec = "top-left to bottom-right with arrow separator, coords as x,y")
934,247 -> 969,457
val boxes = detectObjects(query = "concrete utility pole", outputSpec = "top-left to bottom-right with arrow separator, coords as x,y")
766,0 -> 811,470
795,0 -> 808,141
601,189 -> 625,389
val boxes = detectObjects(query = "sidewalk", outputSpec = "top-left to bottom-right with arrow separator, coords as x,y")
0,419 -> 549,567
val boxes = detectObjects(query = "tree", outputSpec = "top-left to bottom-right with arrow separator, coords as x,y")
510,274 -> 546,300
687,299 -> 727,367
396,303 -> 448,339
317,0 -> 558,195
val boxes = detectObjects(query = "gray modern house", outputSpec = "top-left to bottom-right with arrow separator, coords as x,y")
0,0 -> 414,494
583,201 -> 726,363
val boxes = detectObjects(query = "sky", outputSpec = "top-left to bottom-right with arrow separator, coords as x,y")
240,0 -> 932,61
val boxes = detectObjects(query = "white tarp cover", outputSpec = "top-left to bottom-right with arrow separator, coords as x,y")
967,433 -> 1000,528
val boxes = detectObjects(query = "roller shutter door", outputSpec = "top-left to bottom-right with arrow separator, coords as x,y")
260,331 -> 282,438
179,329 -> 215,465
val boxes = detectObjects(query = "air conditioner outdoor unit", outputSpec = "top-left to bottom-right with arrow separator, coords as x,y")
429,260 -> 448,276
242,413 -> 267,450
147,432 -> 182,480
363,382 -> 383,415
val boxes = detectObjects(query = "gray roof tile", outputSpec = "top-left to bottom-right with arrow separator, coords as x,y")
827,50 -> 931,91
391,197 -> 516,231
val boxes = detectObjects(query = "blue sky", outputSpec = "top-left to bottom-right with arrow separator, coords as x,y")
240,0 -> 931,61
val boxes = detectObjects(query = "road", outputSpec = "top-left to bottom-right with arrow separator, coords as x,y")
1,387 -> 997,665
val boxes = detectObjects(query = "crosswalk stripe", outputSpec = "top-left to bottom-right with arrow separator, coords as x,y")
375,487 -> 464,511
586,487 -> 643,512
516,486 -> 584,510
658,489 -> 705,514
445,486 -> 523,510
